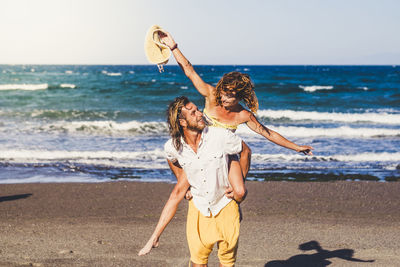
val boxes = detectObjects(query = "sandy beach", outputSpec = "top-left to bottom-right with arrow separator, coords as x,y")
1,181 -> 399,267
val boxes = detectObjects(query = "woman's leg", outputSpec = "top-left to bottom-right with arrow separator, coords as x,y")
239,141 -> 251,179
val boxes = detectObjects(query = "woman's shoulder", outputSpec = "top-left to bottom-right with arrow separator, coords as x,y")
236,105 -> 253,122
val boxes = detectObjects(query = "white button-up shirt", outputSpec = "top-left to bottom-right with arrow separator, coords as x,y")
164,126 -> 242,217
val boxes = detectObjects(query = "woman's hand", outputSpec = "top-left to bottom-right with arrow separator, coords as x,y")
158,30 -> 176,50
297,145 -> 314,155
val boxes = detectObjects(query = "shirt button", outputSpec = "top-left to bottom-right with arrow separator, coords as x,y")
203,180 -> 206,183
201,169 -> 203,171
206,191 -> 208,194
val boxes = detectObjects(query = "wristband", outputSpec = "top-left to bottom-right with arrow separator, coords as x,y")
170,43 -> 178,51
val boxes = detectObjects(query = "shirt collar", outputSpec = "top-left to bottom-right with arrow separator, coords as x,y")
181,126 -> 208,150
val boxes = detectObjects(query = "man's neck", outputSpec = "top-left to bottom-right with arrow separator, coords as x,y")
183,128 -> 203,153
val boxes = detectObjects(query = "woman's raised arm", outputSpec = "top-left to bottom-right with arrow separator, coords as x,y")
159,30 -> 214,98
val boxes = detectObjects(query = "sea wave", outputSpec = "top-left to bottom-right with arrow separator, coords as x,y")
0,149 -> 165,162
60,83 -> 76,89
0,83 -> 48,91
236,125 -> 400,138
0,175 -> 104,184
0,109 -> 118,121
101,70 -> 122,76
251,152 -> 400,163
2,149 -> 399,165
299,85 -> 333,92
2,116 -> 398,138
0,149 -> 168,171
37,120 -> 168,135
0,176 -> 174,184
35,120 -> 400,137
257,109 -> 400,125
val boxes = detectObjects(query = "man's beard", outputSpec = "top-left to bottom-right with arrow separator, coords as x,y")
186,119 -> 205,131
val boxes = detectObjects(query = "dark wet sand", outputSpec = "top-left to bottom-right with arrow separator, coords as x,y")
1,181 -> 399,266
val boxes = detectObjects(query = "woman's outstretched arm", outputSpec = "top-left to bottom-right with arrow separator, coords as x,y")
245,111 -> 314,155
138,160 -> 190,256
159,30 -> 214,98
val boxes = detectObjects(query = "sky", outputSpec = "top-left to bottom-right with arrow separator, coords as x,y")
1,0 -> 399,65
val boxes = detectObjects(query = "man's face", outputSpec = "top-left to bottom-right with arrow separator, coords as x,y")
180,102 -> 206,131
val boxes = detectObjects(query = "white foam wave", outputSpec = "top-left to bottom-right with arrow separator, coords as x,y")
107,72 -> 122,76
0,176 -> 174,184
0,175 -> 103,184
0,149 -> 168,171
65,70 -> 73,74
15,117 -> 400,137
101,70 -> 122,76
236,125 -> 400,138
62,159 -> 167,169
252,152 -> 400,163
0,83 -> 48,91
0,149 -> 166,162
60,83 -> 76,89
39,120 -> 168,135
299,85 -> 333,92
257,109 -> 400,125
2,149 -> 398,166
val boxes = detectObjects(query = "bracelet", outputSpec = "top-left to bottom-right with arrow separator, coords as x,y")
170,43 -> 178,51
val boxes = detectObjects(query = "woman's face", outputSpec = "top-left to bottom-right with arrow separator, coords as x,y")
220,90 -> 239,107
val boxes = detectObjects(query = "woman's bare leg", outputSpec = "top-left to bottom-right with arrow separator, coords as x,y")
239,141 -> 251,179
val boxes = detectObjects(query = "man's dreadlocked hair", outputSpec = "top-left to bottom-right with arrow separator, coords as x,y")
215,72 -> 258,113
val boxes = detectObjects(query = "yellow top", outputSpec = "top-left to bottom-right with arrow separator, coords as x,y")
203,108 -> 239,132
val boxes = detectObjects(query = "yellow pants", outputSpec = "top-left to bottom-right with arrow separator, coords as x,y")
186,200 -> 240,266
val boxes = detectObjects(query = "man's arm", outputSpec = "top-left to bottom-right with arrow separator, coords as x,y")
159,30 -> 214,98
168,160 -> 185,182
138,160 -> 190,256
168,160 -> 193,200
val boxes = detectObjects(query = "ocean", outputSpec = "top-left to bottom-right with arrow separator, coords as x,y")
0,65 -> 399,183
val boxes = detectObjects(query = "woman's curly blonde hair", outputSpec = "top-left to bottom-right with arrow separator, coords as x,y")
166,96 -> 190,151
215,72 -> 258,113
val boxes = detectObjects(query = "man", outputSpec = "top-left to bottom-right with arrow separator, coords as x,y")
138,96 -> 249,267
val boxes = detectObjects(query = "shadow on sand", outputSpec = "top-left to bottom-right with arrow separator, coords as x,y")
0,193 -> 32,203
265,240 -> 374,267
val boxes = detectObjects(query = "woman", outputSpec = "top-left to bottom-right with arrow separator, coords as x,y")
159,30 -> 313,180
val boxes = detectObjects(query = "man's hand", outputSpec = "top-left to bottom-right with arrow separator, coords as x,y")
158,30 -> 176,50
225,186 -> 234,199
297,145 -> 314,155
138,236 -> 159,256
185,187 -> 193,200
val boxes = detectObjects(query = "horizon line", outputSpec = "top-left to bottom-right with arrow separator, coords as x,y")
0,63 -> 398,67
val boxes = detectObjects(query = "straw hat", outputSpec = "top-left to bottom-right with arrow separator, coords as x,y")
144,25 -> 171,72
